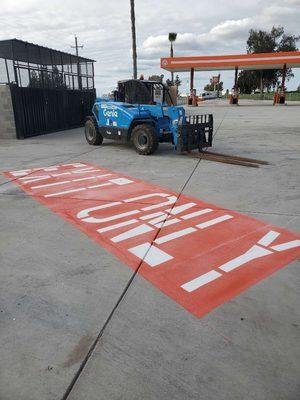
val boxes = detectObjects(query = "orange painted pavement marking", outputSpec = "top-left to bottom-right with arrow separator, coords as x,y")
4,162 -> 300,318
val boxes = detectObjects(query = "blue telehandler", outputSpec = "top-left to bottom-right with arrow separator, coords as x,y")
85,79 -> 213,155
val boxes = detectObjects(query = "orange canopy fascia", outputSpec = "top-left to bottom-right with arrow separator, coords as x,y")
160,51 -> 300,72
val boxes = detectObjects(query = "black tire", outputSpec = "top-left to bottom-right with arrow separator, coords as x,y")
132,124 -> 159,155
85,117 -> 103,145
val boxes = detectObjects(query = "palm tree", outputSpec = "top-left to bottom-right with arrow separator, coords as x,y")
168,32 -> 177,84
130,0 -> 137,79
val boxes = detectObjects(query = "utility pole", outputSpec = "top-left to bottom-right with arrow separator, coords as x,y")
170,41 -> 174,84
130,0 -> 138,79
168,33 -> 177,84
260,70 -> 263,100
71,36 -> 83,90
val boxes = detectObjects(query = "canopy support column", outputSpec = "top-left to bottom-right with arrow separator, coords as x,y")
189,68 -> 195,106
190,68 -> 194,92
281,63 -> 287,105
274,63 -> 287,105
230,66 -> 239,105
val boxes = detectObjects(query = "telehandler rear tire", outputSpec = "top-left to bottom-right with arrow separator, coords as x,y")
85,117 -> 103,145
132,124 -> 158,155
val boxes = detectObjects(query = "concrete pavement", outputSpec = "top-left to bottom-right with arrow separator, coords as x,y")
0,100 -> 299,399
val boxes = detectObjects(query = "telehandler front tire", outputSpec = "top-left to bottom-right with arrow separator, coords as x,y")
85,117 -> 103,145
132,124 -> 158,155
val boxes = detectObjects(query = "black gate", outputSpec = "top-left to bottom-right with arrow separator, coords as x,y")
10,85 -> 96,139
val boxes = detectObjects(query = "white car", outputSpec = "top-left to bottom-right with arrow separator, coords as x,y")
200,91 -> 218,100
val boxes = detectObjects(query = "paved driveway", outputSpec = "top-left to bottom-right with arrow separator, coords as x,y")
0,100 -> 299,400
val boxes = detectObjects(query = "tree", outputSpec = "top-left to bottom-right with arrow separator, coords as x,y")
237,71 -> 257,94
204,81 -> 223,92
168,32 -> 177,84
29,70 -> 43,88
148,74 -> 164,82
238,26 -> 299,94
29,67 -> 66,89
130,0 -> 137,79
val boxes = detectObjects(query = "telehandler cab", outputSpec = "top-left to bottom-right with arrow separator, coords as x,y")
85,79 -> 213,155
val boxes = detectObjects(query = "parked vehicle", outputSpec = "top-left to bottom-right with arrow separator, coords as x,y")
85,80 -> 213,155
199,91 -> 218,100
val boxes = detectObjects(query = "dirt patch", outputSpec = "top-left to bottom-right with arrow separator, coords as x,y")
63,335 -> 94,368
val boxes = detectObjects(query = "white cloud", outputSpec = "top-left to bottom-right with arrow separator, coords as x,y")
210,18 -> 253,38
0,0 -> 299,94
139,18 -> 255,59
0,0 -> 37,14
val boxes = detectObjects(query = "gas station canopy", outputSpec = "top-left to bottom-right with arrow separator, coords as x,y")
160,51 -> 300,72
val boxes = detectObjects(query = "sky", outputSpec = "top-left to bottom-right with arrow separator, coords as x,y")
0,0 -> 299,95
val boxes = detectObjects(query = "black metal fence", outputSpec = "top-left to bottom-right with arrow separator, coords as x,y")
0,39 -> 95,90
10,85 -> 96,138
0,39 -> 96,138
